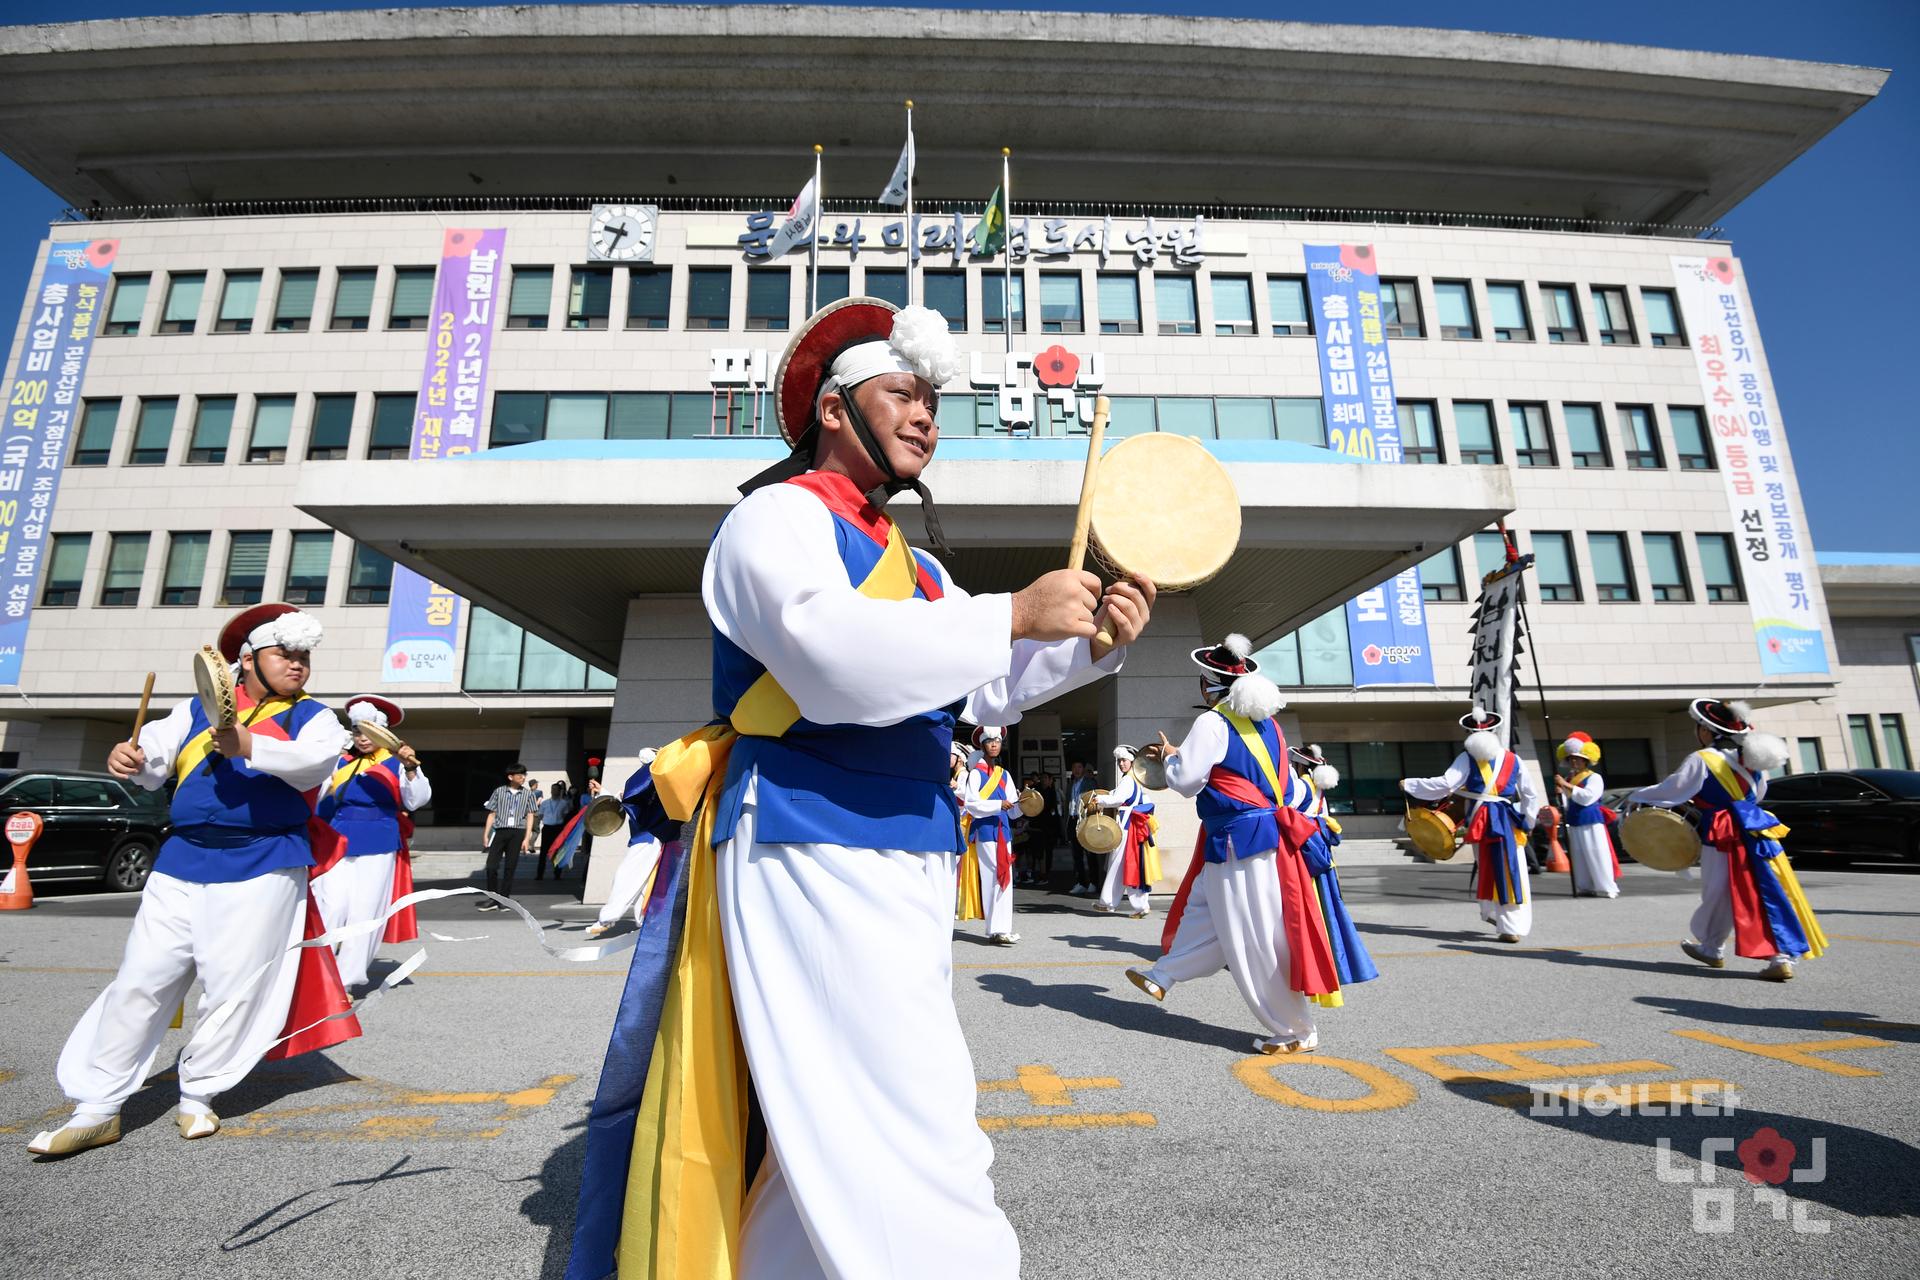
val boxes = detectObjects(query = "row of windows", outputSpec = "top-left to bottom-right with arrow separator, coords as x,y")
98,262 -> 1692,346
1415,529 -> 1748,607
1845,714 -> 1913,771
40,529 -> 396,610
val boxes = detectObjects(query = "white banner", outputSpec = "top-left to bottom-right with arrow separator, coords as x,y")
768,175 -> 819,259
1468,558 -> 1529,753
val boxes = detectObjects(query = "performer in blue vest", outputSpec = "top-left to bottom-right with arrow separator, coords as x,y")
31,604 -> 354,1157
1402,707 -> 1545,943
565,298 -> 1154,1279
1553,731 -> 1620,898
313,694 -> 432,988
1091,744 -> 1151,917
961,725 -> 1023,944
1289,743 -> 1379,989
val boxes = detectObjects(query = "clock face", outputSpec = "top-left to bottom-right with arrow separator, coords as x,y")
588,204 -> 657,262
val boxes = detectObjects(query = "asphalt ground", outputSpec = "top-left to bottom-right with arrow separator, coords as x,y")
2,844 -> 1916,1279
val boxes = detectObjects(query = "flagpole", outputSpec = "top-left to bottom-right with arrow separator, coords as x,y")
905,100 -> 916,308
1001,146 -> 1013,356
810,143 -> 823,315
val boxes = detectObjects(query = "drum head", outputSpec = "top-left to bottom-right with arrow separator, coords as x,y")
1078,812 -> 1124,855
1621,808 -> 1700,871
1088,433 -> 1240,592
1134,756 -> 1169,791
357,722 -> 402,754
584,794 -> 628,839
1406,806 -> 1459,861
192,646 -> 237,729
1017,789 -> 1045,818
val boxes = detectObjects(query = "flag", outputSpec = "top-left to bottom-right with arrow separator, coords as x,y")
769,174 -> 818,258
877,127 -> 915,206
971,183 -> 1007,255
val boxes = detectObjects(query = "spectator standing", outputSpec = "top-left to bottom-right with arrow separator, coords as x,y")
537,780 -> 573,880
1065,760 -> 1096,893
480,763 -> 539,910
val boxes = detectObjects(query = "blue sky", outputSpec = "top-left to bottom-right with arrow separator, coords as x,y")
2,0 -> 1913,551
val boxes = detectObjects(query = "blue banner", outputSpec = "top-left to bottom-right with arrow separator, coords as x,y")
0,238 -> 117,685
1304,243 -> 1434,686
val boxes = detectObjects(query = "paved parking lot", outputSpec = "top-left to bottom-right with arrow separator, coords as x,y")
3,843 -> 1916,1279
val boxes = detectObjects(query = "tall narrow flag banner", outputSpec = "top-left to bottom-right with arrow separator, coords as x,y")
877,128 -> 915,207
973,184 -> 1008,256
769,175 -> 819,259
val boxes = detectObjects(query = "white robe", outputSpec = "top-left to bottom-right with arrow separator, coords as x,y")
1404,748 -> 1545,937
596,835 -> 670,928
1630,749 -> 1788,963
311,761 -> 433,989
1093,772 -> 1149,914
961,761 -> 1019,936
1561,771 -> 1619,898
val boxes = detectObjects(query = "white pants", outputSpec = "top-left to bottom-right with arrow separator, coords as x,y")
719,806 -> 1019,1280
1479,848 -> 1532,937
1689,846 -> 1789,964
311,851 -> 396,989
1098,847 -> 1150,915
1143,850 -> 1315,1044
595,838 -> 667,927
974,838 -> 1015,936
1566,825 -> 1619,897
56,867 -> 305,1116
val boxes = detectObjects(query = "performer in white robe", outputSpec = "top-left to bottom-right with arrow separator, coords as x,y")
1402,707 -> 1545,942
1553,731 -> 1619,898
961,725 -> 1023,943
1093,744 -> 1149,916
586,748 -> 681,937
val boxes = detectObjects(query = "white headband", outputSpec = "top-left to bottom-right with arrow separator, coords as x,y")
242,610 -> 325,656
346,702 -> 389,729
1113,745 -> 1137,761
831,339 -> 918,389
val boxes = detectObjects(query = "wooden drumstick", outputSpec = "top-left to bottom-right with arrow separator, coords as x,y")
1066,395 -> 1116,647
128,672 -> 155,745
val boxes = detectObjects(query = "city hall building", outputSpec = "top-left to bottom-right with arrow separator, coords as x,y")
0,7 -> 1911,892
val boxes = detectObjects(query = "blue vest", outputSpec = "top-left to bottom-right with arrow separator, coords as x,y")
1194,711 -> 1294,864
968,762 -> 1017,846
318,754 -> 405,857
1564,770 -> 1606,827
159,695 -> 331,884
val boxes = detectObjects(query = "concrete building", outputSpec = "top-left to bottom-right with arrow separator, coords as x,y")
0,8 -> 1901,890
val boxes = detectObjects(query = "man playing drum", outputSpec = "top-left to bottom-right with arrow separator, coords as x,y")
1629,698 -> 1825,981
1554,732 -> 1620,899
1402,707 -> 1545,943
30,604 -> 355,1157
1091,744 -> 1152,917
961,725 -> 1024,944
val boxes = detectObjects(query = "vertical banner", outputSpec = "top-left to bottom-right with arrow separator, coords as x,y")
1304,243 -> 1434,685
382,227 -> 505,683
1467,553 -> 1534,756
1671,254 -> 1829,675
0,238 -> 117,685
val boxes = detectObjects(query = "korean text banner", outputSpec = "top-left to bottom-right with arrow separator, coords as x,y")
1304,243 -> 1434,685
1670,254 -> 1828,675
0,238 -> 116,685
382,227 -> 505,684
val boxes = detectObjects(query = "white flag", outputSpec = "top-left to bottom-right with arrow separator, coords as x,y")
877,129 -> 915,207
769,175 -> 819,258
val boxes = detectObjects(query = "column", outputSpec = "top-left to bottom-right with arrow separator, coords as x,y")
1098,596 -> 1205,889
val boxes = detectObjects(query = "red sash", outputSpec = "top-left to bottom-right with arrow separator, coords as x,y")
1121,811 -> 1154,887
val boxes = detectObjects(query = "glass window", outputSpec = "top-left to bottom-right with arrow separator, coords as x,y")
1596,738 -> 1658,787
567,267 -> 612,330
1509,403 -> 1556,467
626,267 -> 671,329
1397,401 -> 1442,464
686,267 -> 732,329
610,392 -> 671,439
1587,532 -> 1635,602
1254,631 -> 1302,687
1539,284 -> 1584,343
745,269 -> 792,330
547,392 -> 608,440
187,396 -> 235,465
73,399 -> 119,466
1796,738 -> 1825,774
0,775 -> 54,805
330,268 -> 376,330
1669,406 -> 1714,470
247,394 -> 295,463
1642,533 -> 1691,602
221,532 -> 271,607
1881,715 -> 1911,771
1215,398 -> 1273,440
1211,274 -> 1254,336
367,393 -> 415,459
864,269 -> 907,309
1452,401 -> 1499,464
463,606 -> 612,691
1848,714 -> 1880,768
1154,275 -> 1198,335
1591,286 -> 1636,345
1643,288 -> 1686,347
669,391 -> 715,436
1040,272 -> 1084,334
57,778 -> 118,807
159,272 -> 204,334
1697,533 -> 1744,602
98,533 -> 148,607
42,533 -> 89,606
982,272 -> 1027,334
1268,276 -> 1311,336
813,268 -> 851,308
388,267 -> 435,329
215,270 -> 261,333
1563,403 -> 1610,468
506,266 -> 552,329
1532,531 -> 1579,601
284,531 -> 332,605
490,392 -> 547,448
272,269 -> 319,332
923,271 -> 967,331
1420,545 -> 1464,602
1486,282 -> 1530,341
1274,398 -> 1325,447
1434,280 -> 1478,340
935,392 -> 989,438
104,273 -> 149,335
161,531 -> 209,606
346,542 -> 394,605
1156,397 -> 1213,437
1473,531 -> 1510,581
1380,279 -> 1423,338
1617,405 -> 1662,469
1298,607 -> 1354,686
1105,396 -> 1156,437
308,394 -> 355,460
131,397 -> 176,466
1097,273 -> 1140,334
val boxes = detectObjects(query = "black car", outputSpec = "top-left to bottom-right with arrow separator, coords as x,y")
1758,769 -> 1920,863
0,769 -> 170,891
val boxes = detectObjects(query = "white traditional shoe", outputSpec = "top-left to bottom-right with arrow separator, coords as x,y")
584,922 -> 611,939
1761,959 -> 1796,982
990,932 -> 1020,946
1681,941 -> 1726,970
27,1115 -> 121,1157
177,1110 -> 220,1140
1497,933 -> 1522,944
1255,1032 -> 1319,1056
1124,968 -> 1165,1002
1127,911 -> 1149,920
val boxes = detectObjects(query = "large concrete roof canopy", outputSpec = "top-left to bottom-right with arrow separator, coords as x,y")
0,6 -> 1887,227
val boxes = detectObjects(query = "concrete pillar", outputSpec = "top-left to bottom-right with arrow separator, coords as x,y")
27,718 -> 126,772
1098,596 -> 1205,889
516,717 -> 570,776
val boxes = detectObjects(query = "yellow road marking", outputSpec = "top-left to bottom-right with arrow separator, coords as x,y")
979,1112 -> 1155,1131
1233,1054 -> 1417,1112
1671,1029 -> 1895,1078
977,1063 -> 1120,1108
1385,1039 -> 1674,1084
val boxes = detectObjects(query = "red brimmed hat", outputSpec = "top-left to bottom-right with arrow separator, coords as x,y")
774,296 -> 900,448
1689,698 -> 1754,736
971,724 -> 1005,748
217,602 -> 299,663
344,694 -> 404,729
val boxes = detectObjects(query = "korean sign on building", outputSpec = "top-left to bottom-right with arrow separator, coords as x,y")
738,211 -> 1206,267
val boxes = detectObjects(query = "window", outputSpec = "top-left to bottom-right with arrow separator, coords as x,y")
1473,531 -> 1510,581
73,399 -> 119,466
1539,284 -> 1584,343
187,396 -> 235,465
1587,532 -> 1635,602
1848,715 -> 1880,768
215,270 -> 260,333
1268,276 -> 1311,336
1531,532 -> 1579,601
1154,274 -> 1197,335
221,532 -> 271,607
1486,282 -> 1531,342
158,272 -> 204,334
924,271 -> 967,331
1509,403 -> 1556,467
41,533 -> 89,606
0,775 -> 54,806
609,393 -> 671,439
1104,396 -> 1156,437
104,273 -> 149,335
1040,272 -> 1085,334
1697,533 -> 1745,602
1595,738 -> 1657,787
1210,274 -> 1254,336
388,267 -> 435,329
367,394 -> 415,459
1380,278 -> 1423,338
506,267 -> 553,329
864,269 -> 907,308
247,395 -> 295,463
685,267 -> 731,330
346,542 -> 394,605
494,393 -> 546,447
160,531 -> 209,606
1397,401 -> 1442,464
626,267 -> 670,329
130,397 -> 176,465
1642,288 -> 1686,347
1563,404 -> 1610,468
1669,406 -> 1714,470
1420,545 -> 1465,602
284,531 -> 332,604
307,394 -> 354,460
1591,286 -> 1636,344
1274,398 -> 1325,447
982,272 -> 1027,335
1618,405 -> 1662,469
98,533 -> 149,607
745,269 -> 791,330
1433,280 -> 1479,340
330,268 -> 376,330
463,606 -> 615,691
1097,273 -> 1140,334
1156,398 -> 1213,437
272,269 -> 319,332
1250,607 -> 1353,688
814,268 -> 850,308
567,267 -> 612,330
1796,738 -> 1825,774
1882,716 -> 1912,770
1452,402 -> 1500,464
1642,533 -> 1691,602
1215,398 -> 1273,440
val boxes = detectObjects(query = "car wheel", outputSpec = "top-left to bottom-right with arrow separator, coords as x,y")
103,839 -> 155,892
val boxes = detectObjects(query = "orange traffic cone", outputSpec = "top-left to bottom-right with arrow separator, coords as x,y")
0,811 -> 43,909
1539,805 -> 1571,874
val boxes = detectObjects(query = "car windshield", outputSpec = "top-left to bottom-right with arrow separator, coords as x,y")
1857,769 -> 1920,799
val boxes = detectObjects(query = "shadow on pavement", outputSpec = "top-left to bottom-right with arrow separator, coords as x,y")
221,1154 -> 454,1251
111,1053 -> 361,1140
1437,941 -> 1716,980
975,972 -> 1254,1054
1633,995 -> 1920,1043
1060,933 -> 1162,960
523,1110 -> 588,1280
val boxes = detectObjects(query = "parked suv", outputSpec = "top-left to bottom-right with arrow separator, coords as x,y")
1760,769 -> 1920,864
0,769 -> 170,891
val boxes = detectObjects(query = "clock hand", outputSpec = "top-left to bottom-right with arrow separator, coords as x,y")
604,223 -> 629,249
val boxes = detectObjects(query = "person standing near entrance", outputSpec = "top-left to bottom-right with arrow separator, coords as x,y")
536,779 -> 573,881
1065,759 -> 1096,894
962,725 -> 1023,944
479,762 -> 537,910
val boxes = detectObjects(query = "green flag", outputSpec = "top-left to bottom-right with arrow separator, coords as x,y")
972,184 -> 1007,255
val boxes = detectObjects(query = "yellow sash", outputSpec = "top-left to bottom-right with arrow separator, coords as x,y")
1697,750 -> 1790,840
172,693 -> 307,786
1477,754 -> 1526,847
1695,750 -> 1822,957
978,764 -> 1009,809
325,749 -> 393,797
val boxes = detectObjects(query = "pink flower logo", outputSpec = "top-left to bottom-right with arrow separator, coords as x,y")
1705,257 -> 1736,285
1034,345 -> 1080,389
85,240 -> 119,269
1737,1126 -> 1795,1185
442,228 -> 478,258
390,651 -> 409,670
1340,244 -> 1378,276
1766,636 -> 1782,654
1361,644 -> 1384,666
